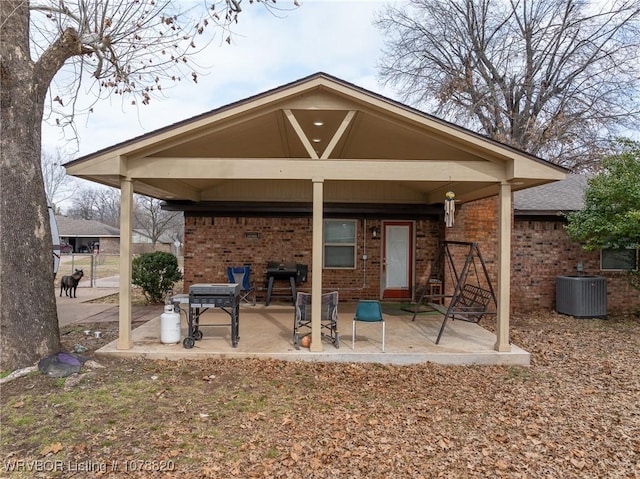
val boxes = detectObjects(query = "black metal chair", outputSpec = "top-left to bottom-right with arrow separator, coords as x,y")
293,291 -> 340,350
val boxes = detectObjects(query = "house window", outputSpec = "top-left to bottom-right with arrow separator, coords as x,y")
324,220 -> 356,268
601,248 -> 638,271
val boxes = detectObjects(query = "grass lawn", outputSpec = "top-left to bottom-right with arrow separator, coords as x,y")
58,254 -> 121,281
1,311 -> 639,478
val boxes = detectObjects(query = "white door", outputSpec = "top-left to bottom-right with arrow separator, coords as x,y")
383,222 -> 413,299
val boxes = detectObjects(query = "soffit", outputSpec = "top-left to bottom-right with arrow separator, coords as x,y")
65,73 -> 566,205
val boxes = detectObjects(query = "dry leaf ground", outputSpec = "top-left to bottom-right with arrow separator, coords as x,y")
1,311 -> 639,478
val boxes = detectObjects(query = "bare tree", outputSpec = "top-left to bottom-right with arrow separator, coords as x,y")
375,0 -> 640,169
69,189 -> 182,243
67,186 -> 121,226
134,195 -> 184,247
65,186 -> 98,221
92,188 -> 121,227
42,147 -> 76,211
0,0 -> 294,371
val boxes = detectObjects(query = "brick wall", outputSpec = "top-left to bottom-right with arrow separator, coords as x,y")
443,197 -> 499,291
183,205 -> 640,314
99,237 -> 119,254
450,198 -> 640,314
513,217 -> 640,313
183,216 -> 441,302
184,217 -> 313,298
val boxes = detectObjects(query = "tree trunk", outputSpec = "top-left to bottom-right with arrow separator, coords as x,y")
1,1 -> 61,371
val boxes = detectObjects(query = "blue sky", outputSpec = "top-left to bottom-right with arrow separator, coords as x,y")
42,0 -> 402,159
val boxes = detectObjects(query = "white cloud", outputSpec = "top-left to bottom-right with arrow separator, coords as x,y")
41,0 -> 401,158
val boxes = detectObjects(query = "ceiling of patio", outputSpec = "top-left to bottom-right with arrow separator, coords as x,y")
64,73 -> 566,205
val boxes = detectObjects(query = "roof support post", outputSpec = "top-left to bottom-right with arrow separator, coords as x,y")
495,181 -> 512,352
310,177 -> 324,352
117,176 -> 134,350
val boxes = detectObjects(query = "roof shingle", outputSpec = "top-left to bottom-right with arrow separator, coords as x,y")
514,174 -> 587,213
55,216 -> 120,237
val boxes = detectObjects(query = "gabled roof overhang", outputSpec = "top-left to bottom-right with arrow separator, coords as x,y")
65,72 -> 566,206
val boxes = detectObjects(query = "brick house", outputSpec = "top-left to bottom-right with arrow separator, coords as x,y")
65,73 -> 567,352
511,175 -> 639,314
56,215 -> 120,253
442,175 -> 639,315
176,174 -> 639,315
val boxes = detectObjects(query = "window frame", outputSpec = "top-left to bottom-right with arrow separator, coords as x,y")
600,248 -> 639,271
323,219 -> 357,269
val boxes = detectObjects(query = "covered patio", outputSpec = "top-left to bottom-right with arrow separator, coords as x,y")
65,72 -> 566,361
96,302 -> 530,366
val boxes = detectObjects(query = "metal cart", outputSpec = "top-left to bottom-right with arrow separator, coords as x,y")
173,283 -> 240,349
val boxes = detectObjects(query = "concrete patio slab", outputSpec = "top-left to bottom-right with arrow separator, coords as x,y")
96,303 -> 530,366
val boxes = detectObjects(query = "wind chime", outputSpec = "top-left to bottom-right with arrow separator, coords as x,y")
444,191 -> 455,227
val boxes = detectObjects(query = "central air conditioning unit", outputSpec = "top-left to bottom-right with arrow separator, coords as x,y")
556,275 -> 607,319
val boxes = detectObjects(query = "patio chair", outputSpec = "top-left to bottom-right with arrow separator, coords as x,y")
352,300 -> 385,352
226,266 -> 256,305
293,291 -> 340,349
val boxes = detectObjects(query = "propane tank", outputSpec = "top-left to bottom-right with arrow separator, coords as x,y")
160,294 -> 181,344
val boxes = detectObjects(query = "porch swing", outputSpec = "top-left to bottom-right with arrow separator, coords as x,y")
411,241 -> 497,344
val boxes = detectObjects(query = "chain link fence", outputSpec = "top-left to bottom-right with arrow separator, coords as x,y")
57,253 -> 121,288
56,253 -> 184,289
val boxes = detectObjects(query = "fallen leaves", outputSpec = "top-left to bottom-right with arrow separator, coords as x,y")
40,442 -> 63,456
1,313 -> 639,478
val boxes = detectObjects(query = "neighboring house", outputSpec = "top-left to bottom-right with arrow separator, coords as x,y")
56,216 -> 173,254
56,216 -> 120,253
131,230 -> 175,254
64,72 -> 569,352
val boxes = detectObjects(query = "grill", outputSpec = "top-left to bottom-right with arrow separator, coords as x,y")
189,283 -> 240,307
265,261 -> 298,306
174,283 -> 240,348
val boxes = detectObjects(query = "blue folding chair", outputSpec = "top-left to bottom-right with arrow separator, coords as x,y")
352,300 -> 385,352
227,266 -> 256,305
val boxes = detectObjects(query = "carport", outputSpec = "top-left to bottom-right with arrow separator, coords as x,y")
64,72 -> 566,355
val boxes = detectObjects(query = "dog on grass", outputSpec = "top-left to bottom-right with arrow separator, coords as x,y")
60,269 -> 84,298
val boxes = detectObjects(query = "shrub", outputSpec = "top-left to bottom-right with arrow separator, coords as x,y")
132,252 -> 182,303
